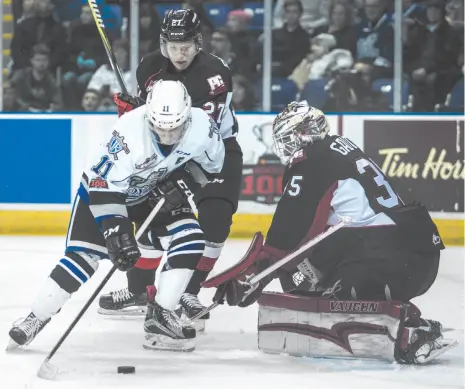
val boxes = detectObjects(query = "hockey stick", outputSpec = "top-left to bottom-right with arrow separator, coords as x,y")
191,216 -> 352,321
37,197 -> 166,380
87,0 -> 129,95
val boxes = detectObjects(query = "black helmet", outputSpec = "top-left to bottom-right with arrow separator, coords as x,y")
160,9 -> 202,56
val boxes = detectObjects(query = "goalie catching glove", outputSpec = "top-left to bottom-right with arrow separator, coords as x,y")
101,216 -> 141,271
202,233 -> 287,307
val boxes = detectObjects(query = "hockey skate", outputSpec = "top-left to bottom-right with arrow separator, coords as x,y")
397,318 -> 458,364
144,300 -> 196,352
98,288 -> 147,316
178,293 -> 210,333
7,313 -> 50,351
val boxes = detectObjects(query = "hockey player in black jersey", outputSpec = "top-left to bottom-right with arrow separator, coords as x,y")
102,9 -> 243,328
204,101 -> 457,364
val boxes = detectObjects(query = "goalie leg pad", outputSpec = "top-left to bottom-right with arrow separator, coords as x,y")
256,292 -> 449,363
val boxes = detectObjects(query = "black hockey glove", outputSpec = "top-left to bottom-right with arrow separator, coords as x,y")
150,167 -> 199,212
101,216 -> 141,271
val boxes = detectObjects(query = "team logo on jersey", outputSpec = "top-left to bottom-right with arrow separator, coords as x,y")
125,168 -> 168,199
135,153 -> 158,170
107,131 -> 130,160
207,75 -> 226,95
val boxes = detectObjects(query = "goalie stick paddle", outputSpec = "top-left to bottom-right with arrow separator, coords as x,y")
192,217 -> 352,321
37,198 -> 166,380
87,0 -> 129,95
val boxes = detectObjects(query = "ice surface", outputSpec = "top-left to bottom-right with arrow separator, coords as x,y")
0,237 -> 463,389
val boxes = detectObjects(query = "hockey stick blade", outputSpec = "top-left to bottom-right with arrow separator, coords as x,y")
37,358 -> 59,380
247,216 -> 351,285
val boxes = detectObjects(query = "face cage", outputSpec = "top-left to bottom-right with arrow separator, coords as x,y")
273,130 -> 301,164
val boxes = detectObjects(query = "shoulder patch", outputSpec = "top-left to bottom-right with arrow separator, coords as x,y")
107,130 -> 130,160
206,74 -> 227,96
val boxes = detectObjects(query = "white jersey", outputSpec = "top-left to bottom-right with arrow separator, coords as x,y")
81,106 -> 225,221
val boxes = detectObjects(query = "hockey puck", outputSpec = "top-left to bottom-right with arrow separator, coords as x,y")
117,366 -> 135,374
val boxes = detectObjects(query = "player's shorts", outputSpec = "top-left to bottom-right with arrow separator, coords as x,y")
194,137 -> 243,213
65,189 -> 197,259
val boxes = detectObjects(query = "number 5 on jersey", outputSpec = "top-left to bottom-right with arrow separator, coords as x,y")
286,175 -> 303,197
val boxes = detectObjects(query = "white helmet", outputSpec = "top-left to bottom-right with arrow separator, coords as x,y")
146,80 -> 192,145
272,101 -> 330,163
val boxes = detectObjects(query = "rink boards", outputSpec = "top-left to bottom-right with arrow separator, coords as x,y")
0,113 -> 463,246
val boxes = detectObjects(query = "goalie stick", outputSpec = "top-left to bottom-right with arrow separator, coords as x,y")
191,217 -> 352,321
37,198 -> 166,380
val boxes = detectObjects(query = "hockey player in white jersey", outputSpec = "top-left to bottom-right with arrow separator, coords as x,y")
8,80 -> 224,352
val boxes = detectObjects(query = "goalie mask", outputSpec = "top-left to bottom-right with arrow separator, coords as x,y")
272,101 -> 330,164
160,9 -> 202,70
146,80 -> 192,145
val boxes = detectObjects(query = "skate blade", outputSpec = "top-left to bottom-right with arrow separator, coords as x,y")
422,339 -> 459,363
6,338 -> 20,352
97,306 -> 147,316
37,358 -> 59,380
143,333 -> 195,352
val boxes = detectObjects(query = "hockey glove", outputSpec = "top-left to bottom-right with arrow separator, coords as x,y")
101,216 -> 141,271
113,93 -> 145,117
150,167 -> 199,212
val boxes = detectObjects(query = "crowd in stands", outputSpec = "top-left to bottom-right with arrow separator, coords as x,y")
3,0 -> 464,113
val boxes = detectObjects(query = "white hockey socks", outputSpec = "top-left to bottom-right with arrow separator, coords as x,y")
155,269 -> 194,311
31,277 -> 71,322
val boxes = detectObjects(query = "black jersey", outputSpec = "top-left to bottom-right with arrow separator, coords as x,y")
137,50 -> 237,139
266,135 -> 404,252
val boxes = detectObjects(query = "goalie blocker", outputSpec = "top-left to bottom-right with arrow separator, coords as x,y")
257,292 -> 457,364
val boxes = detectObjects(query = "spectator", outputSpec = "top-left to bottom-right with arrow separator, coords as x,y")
10,0 -> 67,72
446,0 -> 464,26
288,33 -> 353,91
271,0 -> 310,77
226,10 -> 256,61
232,75 -> 256,111
139,3 -> 161,58
314,0 -> 358,57
81,89 -> 102,112
405,0 -> 462,111
11,44 -> 63,112
353,0 -> 394,81
274,0 -> 330,34
210,28 -> 254,80
3,81 -> 20,112
201,23 -> 214,53
87,40 -> 131,99
17,0 -> 36,24
63,4 -> 106,110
